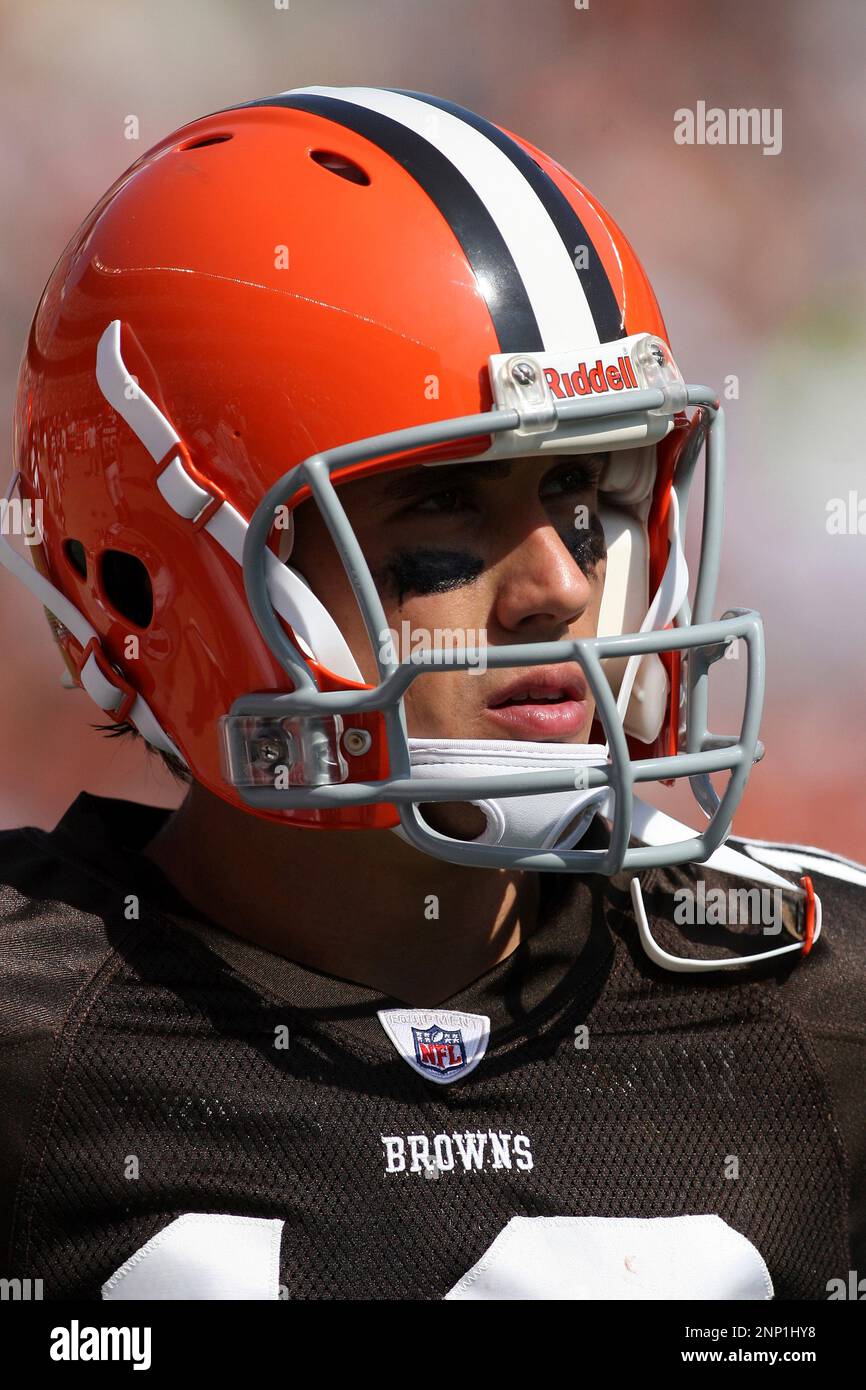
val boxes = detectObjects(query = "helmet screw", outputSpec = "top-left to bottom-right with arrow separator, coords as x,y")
343,728 -> 372,756
511,360 -> 537,385
254,738 -> 283,763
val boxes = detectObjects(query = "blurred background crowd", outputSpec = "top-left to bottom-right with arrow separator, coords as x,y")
1,0 -> 863,856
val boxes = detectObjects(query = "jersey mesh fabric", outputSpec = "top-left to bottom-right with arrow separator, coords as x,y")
6,884 -> 849,1301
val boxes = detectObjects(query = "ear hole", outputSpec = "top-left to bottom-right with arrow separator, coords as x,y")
63,539 -> 87,579
100,550 -> 154,629
177,133 -> 233,152
309,149 -> 370,185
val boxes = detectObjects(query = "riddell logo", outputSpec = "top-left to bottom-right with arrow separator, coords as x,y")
543,355 -> 639,400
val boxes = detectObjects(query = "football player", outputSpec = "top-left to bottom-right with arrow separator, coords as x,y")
1,86 -> 863,1301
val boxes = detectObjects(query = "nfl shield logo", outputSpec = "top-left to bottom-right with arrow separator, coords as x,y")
412,1024 -> 467,1076
377,1008 -> 490,1084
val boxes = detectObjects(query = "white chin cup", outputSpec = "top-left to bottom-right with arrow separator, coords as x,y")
395,738 -> 612,850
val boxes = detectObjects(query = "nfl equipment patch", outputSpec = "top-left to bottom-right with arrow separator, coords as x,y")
377,1008 -> 490,1084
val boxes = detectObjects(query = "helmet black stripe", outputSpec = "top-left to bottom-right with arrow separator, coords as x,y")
391,89 -> 624,344
229,92 -> 544,354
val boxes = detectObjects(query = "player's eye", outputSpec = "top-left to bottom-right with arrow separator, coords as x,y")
409,487 -> 474,515
540,454 -> 606,499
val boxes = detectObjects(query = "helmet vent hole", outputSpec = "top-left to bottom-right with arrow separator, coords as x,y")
100,550 -> 153,629
309,149 -> 370,186
177,133 -> 233,152
63,539 -> 88,579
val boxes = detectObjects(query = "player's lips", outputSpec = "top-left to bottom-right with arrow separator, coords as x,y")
485,668 -> 590,739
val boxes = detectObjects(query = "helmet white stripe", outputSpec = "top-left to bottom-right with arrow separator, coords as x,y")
286,85 -> 600,351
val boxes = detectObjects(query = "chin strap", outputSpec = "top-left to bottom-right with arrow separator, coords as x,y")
400,739 -> 612,851
394,737 -> 821,972
625,801 -> 821,972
